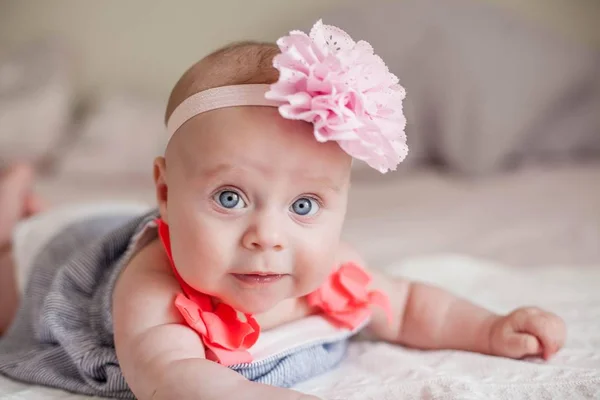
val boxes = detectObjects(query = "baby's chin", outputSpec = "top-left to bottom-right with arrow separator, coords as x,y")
221,290 -> 287,315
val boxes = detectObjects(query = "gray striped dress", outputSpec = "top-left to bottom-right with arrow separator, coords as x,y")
0,208 -> 350,398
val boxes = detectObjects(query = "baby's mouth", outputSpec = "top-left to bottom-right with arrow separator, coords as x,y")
232,272 -> 287,285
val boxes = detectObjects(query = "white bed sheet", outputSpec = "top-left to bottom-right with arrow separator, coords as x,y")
2,162 -> 599,399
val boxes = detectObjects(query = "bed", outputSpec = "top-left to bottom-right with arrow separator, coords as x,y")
1,161 -> 599,399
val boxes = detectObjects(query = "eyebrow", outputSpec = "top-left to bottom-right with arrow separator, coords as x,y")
199,162 -> 343,193
200,163 -> 237,180
300,175 -> 343,193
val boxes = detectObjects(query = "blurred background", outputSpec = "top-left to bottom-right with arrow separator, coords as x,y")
0,0 -> 599,267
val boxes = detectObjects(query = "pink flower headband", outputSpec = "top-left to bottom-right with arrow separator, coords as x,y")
166,20 -> 408,173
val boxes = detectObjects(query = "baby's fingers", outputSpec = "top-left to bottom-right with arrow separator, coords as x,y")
503,333 -> 542,358
523,313 -> 566,359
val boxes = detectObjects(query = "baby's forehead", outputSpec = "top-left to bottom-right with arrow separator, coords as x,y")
169,140 -> 350,193
166,107 -> 351,181
172,135 -> 325,174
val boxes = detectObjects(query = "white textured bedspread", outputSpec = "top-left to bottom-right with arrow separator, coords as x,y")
1,254 -> 599,399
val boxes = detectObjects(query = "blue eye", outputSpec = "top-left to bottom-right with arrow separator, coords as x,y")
215,190 -> 246,209
291,197 -> 319,216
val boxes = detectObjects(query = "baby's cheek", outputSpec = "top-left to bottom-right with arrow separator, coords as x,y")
293,242 -> 337,296
172,223 -> 233,292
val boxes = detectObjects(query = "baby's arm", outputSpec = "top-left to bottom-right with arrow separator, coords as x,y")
338,243 -> 566,360
113,239 -> 317,400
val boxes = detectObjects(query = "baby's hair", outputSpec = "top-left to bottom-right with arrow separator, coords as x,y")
165,41 -> 280,124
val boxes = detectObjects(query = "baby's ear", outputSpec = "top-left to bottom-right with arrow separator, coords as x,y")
153,157 -> 169,223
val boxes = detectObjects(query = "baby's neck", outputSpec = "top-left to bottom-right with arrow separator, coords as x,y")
254,297 -> 316,331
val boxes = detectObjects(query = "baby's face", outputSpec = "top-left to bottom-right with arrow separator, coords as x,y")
160,107 -> 352,314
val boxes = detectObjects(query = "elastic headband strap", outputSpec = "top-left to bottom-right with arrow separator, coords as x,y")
166,84 -> 279,137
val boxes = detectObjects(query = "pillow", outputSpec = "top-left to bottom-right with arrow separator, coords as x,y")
322,0 -> 600,176
0,39 -> 74,169
55,92 -> 167,180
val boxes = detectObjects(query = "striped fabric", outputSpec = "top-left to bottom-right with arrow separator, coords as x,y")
0,209 -> 349,398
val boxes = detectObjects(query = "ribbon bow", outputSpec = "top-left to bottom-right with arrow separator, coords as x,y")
307,262 -> 393,329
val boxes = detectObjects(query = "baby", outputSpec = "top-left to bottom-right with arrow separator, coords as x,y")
0,21 -> 565,400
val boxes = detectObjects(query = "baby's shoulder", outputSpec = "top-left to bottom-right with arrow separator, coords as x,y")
127,237 -> 170,272
114,238 -> 179,305
113,238 -> 184,331
124,237 -> 171,275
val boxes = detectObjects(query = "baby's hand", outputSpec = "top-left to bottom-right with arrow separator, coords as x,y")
489,307 -> 566,360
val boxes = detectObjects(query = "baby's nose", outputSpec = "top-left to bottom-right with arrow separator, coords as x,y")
245,237 -> 283,252
241,215 -> 285,252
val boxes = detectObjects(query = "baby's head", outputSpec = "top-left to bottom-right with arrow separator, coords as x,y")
155,20 -> 407,314
155,41 -> 353,314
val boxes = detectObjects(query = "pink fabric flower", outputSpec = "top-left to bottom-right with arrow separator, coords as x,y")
307,262 -> 393,329
266,20 -> 408,173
